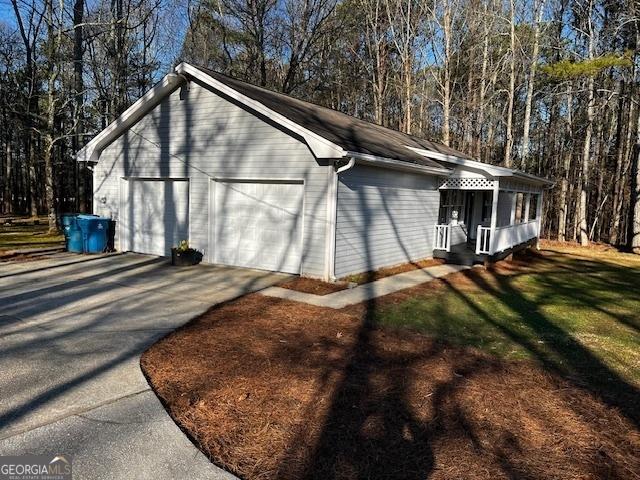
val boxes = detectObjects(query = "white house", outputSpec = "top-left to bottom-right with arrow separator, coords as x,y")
78,62 -> 553,281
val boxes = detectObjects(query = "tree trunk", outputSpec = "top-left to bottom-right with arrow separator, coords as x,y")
629,20 -> 640,253
579,21 -> 595,247
73,0 -> 85,212
403,59 -> 412,134
28,139 -> 38,217
43,141 -> 57,233
557,84 -> 572,241
521,0 -> 545,167
43,0 -> 59,234
474,2 -> 490,159
630,140 -> 640,252
503,0 -> 516,167
3,136 -> 11,214
610,84 -> 634,245
441,1 -> 451,146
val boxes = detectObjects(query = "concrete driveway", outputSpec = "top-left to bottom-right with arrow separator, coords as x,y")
0,252 -> 286,479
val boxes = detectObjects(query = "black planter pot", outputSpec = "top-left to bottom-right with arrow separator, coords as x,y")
171,248 -> 203,266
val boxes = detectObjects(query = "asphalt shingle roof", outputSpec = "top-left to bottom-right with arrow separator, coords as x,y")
195,66 -> 474,169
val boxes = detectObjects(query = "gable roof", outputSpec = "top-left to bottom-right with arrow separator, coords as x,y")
77,62 -> 552,186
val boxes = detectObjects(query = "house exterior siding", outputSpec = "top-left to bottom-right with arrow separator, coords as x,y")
93,79 -> 330,278
334,165 -> 440,278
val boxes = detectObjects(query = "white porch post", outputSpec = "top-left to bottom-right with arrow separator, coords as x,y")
524,193 -> 531,222
536,190 -> 544,249
489,180 -> 499,255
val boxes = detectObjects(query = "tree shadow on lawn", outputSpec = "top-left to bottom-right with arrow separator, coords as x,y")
276,250 -> 640,479
439,252 -> 640,429
513,250 -> 640,333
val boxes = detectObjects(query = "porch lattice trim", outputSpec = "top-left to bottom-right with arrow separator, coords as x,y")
439,177 -> 496,190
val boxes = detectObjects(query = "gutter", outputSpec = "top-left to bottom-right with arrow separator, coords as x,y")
345,152 -> 451,176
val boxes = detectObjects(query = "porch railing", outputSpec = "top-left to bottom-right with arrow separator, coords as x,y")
476,226 -> 491,254
434,224 -> 451,252
492,220 -> 539,254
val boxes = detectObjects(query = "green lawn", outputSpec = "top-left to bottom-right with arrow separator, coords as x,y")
373,244 -> 640,387
0,220 -> 64,253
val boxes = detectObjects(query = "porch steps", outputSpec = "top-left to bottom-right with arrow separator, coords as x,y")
433,248 -> 486,266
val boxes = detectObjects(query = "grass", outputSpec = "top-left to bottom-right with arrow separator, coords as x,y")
373,243 -> 640,385
0,221 -> 64,253
142,243 -> 640,480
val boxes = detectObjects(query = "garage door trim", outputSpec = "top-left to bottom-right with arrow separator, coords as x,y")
208,177 -> 305,273
119,176 -> 191,255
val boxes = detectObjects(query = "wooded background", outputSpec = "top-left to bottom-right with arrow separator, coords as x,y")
1,0 -> 639,251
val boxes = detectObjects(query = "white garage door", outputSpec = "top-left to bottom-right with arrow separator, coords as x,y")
125,179 -> 189,256
213,180 -> 303,273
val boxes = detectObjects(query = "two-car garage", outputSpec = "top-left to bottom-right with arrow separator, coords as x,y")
120,178 -> 304,274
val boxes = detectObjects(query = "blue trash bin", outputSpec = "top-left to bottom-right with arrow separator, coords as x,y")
67,226 -> 84,253
61,213 -> 78,252
60,213 -> 78,234
77,215 -> 110,253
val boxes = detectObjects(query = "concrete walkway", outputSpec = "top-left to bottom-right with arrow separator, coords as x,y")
261,263 -> 471,308
0,253 -> 286,479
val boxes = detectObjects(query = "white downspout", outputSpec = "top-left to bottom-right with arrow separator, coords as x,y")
325,157 -> 357,282
336,157 -> 356,174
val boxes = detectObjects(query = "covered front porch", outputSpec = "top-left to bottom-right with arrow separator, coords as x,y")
432,176 -> 545,265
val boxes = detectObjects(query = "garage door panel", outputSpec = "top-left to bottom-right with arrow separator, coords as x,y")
127,179 -> 189,257
213,181 -> 303,273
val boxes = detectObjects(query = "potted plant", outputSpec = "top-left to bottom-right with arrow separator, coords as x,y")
171,240 -> 203,266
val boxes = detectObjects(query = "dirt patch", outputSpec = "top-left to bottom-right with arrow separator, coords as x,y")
279,277 -> 350,295
141,288 -> 639,479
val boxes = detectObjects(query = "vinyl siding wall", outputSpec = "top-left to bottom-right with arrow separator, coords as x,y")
93,79 -> 330,277
334,165 -> 440,278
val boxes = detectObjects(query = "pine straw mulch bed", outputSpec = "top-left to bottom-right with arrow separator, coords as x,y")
344,257 -> 445,284
278,277 -> 350,295
141,268 -> 640,480
279,258 -> 447,295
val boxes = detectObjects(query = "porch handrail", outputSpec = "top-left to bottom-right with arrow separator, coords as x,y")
492,220 -> 539,254
476,226 -> 491,255
434,224 -> 451,252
